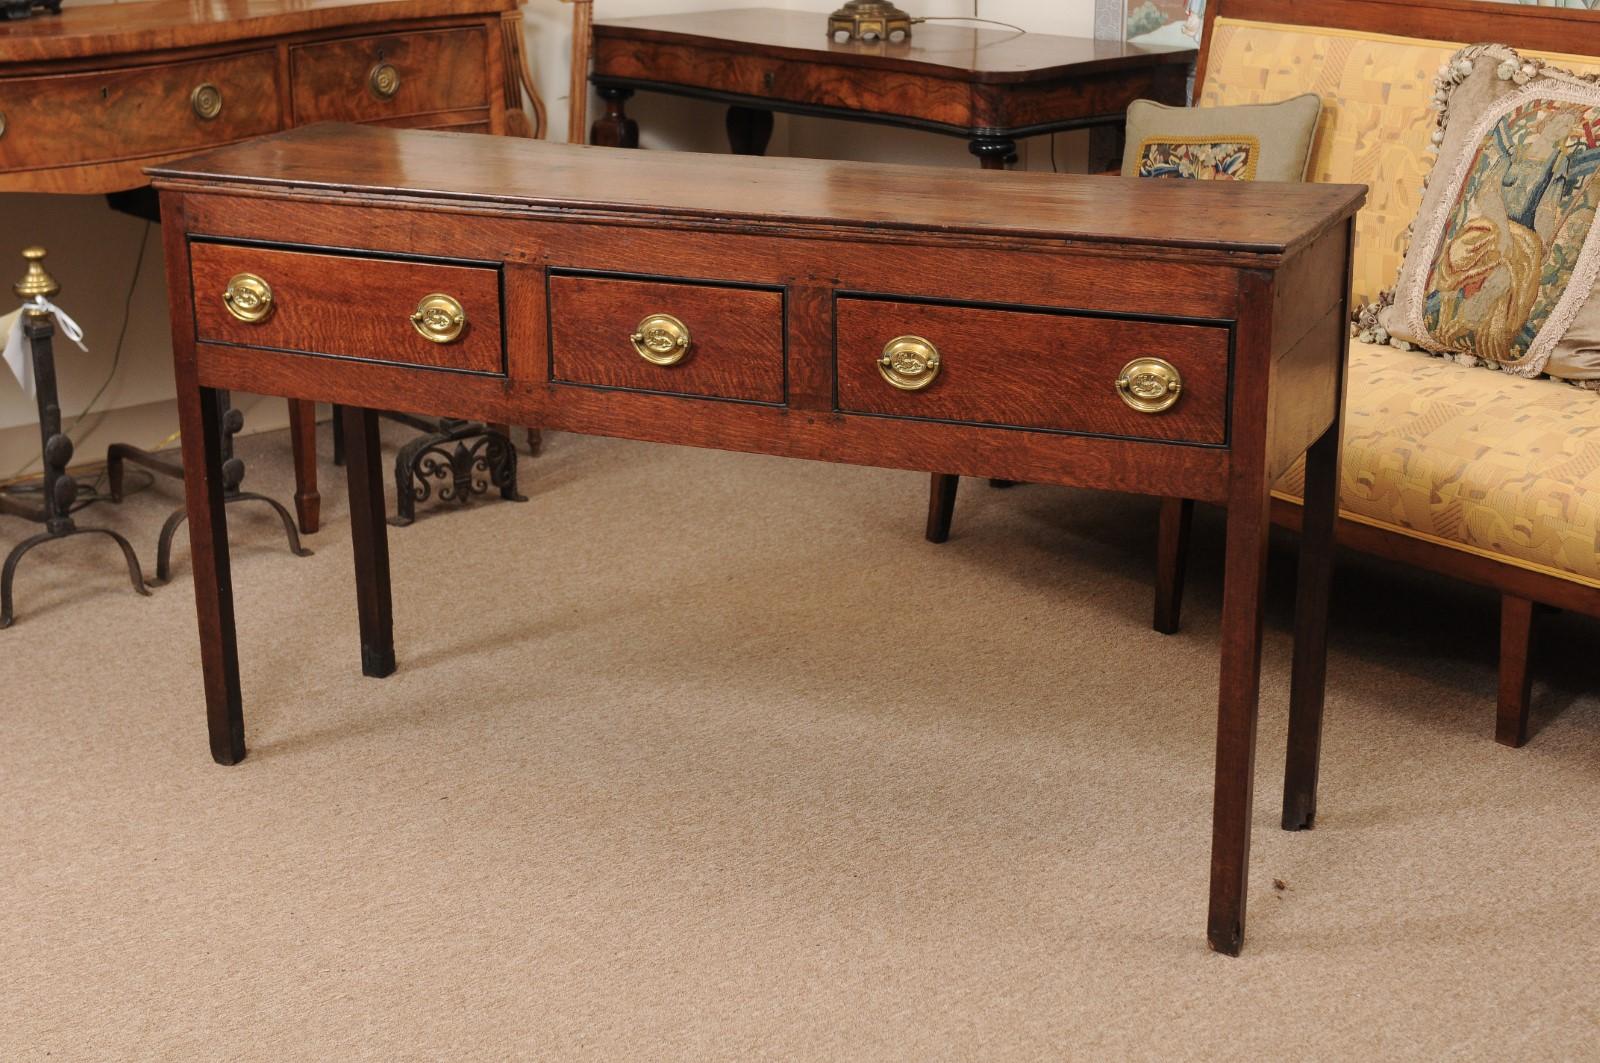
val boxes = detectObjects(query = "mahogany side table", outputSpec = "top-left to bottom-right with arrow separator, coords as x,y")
588,7 -> 1193,167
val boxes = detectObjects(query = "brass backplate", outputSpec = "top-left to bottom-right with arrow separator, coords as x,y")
630,313 -> 691,365
369,62 -> 401,100
223,273 -> 273,323
877,334 -> 940,391
1116,357 -> 1183,413
191,83 -> 223,121
411,293 -> 466,343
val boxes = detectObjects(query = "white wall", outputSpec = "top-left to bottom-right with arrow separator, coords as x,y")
0,0 -> 1105,475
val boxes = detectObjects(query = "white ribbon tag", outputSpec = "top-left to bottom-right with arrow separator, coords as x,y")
2,296 -> 88,399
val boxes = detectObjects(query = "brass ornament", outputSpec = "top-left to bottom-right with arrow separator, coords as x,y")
877,334 -> 940,391
1115,357 -> 1184,413
411,293 -> 466,343
191,83 -> 223,120
0,110 -> 7,140
630,313 -> 691,365
369,62 -> 401,100
827,1 -> 912,42
14,246 -> 59,302
222,273 -> 273,323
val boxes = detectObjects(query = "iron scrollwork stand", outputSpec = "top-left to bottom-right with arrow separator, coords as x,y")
332,410 -> 528,527
1,247 -> 147,628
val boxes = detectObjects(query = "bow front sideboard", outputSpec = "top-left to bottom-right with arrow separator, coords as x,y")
149,124 -> 1364,955
0,0 -> 541,535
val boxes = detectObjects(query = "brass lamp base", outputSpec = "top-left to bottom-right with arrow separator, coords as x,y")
827,1 -> 911,42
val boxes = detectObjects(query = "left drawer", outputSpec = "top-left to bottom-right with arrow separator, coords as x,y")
190,242 -> 504,376
0,51 -> 280,174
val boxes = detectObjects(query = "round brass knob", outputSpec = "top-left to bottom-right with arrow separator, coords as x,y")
1116,357 -> 1183,413
411,293 -> 466,344
191,83 -> 223,121
222,273 -> 273,323
877,335 -> 940,391
630,313 -> 691,365
369,62 -> 401,100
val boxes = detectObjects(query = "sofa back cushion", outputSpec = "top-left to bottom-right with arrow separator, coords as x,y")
1200,17 -> 1600,307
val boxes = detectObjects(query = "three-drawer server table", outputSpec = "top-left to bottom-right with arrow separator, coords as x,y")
149,124 -> 1365,955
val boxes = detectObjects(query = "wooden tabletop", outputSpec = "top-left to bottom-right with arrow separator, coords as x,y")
149,124 -> 1365,259
592,7 -> 1194,84
0,0 -> 516,64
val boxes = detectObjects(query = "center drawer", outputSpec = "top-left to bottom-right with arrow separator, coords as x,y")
835,297 -> 1230,444
549,273 -> 786,403
190,242 -> 504,375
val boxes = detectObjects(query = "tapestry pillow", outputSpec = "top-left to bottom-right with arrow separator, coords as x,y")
1119,94 -> 1322,182
1378,44 -> 1600,386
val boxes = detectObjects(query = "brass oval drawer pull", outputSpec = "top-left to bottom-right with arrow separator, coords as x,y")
191,83 -> 223,121
222,273 -> 273,323
369,62 -> 400,100
411,293 -> 466,344
1116,357 -> 1183,413
630,313 -> 691,365
877,335 -> 940,391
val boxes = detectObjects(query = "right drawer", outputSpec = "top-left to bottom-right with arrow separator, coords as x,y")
835,297 -> 1231,445
289,28 -> 490,125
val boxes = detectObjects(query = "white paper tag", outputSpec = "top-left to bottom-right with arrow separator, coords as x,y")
1,298 -> 88,399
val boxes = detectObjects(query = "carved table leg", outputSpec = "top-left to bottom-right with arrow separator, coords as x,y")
969,136 -> 1018,171
287,398 -> 321,534
177,384 -> 245,765
727,105 -> 774,156
342,406 -> 395,679
591,85 -> 639,148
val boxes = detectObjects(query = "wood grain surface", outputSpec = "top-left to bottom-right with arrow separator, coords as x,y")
549,273 -> 785,404
835,297 -> 1230,444
150,124 -> 1367,261
288,27 -> 489,124
190,241 -> 504,376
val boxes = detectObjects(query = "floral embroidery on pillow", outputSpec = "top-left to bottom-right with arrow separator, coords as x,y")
1136,136 -> 1260,180
1422,97 -> 1600,368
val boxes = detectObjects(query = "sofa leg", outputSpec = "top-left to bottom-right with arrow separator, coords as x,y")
926,473 -> 958,544
1496,594 -> 1536,748
1153,497 -> 1194,634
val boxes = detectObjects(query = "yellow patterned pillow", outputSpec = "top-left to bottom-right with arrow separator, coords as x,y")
1201,18 -> 1600,307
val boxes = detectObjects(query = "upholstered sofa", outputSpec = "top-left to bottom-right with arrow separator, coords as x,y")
935,0 -> 1600,746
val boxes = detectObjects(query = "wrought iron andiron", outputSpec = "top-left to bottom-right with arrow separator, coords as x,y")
1,247 -> 148,628
107,388 -> 311,585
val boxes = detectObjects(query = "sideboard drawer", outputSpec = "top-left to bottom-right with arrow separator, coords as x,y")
190,242 -> 504,376
835,297 -> 1230,444
289,28 -> 491,124
0,51 -> 280,174
549,274 -> 786,404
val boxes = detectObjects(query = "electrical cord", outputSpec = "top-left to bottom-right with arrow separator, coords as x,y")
911,16 -> 1027,35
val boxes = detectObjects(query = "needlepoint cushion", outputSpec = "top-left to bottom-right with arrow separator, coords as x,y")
1380,45 -> 1600,387
1120,95 -> 1321,182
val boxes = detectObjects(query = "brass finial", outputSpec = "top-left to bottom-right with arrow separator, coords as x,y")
14,246 -> 59,301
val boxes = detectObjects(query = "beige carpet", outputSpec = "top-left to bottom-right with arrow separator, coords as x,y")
2,422 -> 1598,1061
